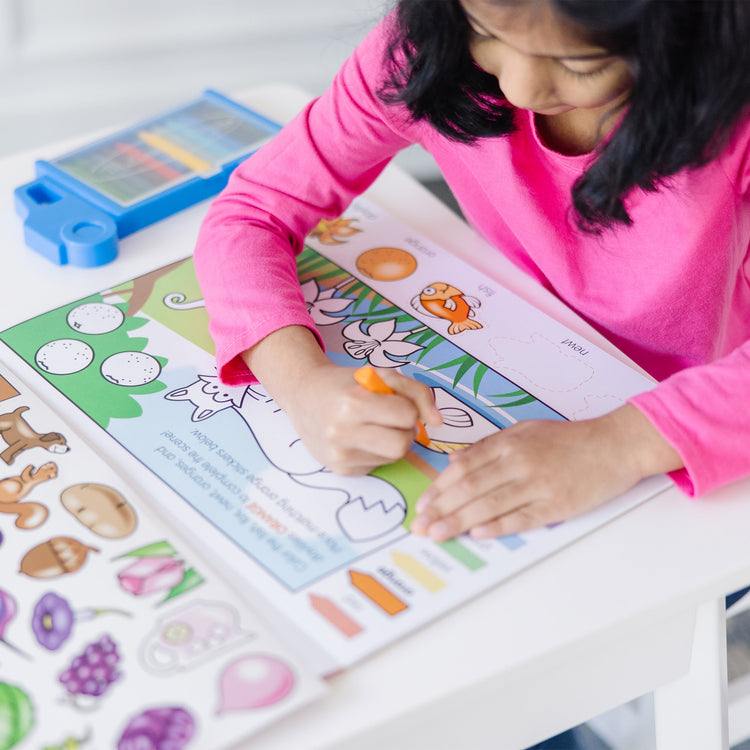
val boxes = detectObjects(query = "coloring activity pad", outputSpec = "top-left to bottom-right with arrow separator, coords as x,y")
0,364 -> 325,749
0,196 -> 672,675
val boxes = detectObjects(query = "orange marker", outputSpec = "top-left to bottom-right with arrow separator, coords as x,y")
354,365 -> 430,447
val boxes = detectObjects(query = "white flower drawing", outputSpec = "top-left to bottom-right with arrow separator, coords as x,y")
342,318 -> 423,368
301,279 -> 353,325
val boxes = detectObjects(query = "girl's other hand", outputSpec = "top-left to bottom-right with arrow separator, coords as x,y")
410,404 -> 683,541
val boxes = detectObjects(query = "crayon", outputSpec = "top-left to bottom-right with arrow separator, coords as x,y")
354,365 -> 430,447
113,140 -> 182,181
159,115 -> 238,160
59,153 -> 136,204
101,143 -> 163,200
182,110 -> 248,153
137,130 -> 212,172
151,120 -> 217,163
191,100 -> 273,145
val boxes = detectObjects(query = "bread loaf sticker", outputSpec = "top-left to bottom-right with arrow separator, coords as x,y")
60,483 -> 137,538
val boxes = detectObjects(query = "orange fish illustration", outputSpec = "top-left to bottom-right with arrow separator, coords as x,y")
412,283 -> 483,335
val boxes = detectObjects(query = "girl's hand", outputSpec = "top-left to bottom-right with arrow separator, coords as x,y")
243,326 -> 441,475
410,404 -> 683,541
282,359 -> 441,475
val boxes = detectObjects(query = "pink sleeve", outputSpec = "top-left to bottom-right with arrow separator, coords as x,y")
628,122 -> 750,497
193,14 -> 420,385
629,321 -> 750,497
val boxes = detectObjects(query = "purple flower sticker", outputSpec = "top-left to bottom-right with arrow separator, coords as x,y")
31,592 -> 75,651
31,591 -> 130,652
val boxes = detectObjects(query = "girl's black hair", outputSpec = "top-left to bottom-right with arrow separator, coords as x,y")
380,0 -> 750,231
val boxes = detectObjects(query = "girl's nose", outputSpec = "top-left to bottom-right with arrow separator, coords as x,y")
487,48 -> 555,112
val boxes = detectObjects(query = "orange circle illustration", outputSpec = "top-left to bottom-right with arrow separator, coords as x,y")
356,247 -> 418,281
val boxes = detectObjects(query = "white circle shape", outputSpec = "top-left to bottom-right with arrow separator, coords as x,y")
67,302 -> 124,335
35,339 -> 94,375
100,352 -> 161,386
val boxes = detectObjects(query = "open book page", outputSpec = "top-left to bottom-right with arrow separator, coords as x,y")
0,197 -> 671,675
0,361 -> 325,749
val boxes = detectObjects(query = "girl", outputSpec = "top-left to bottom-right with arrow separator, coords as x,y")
194,0 -> 750,545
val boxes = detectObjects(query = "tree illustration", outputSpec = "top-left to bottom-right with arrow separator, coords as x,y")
0,293 -> 167,428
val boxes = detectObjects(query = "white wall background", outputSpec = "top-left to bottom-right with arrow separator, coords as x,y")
0,0 -> 439,178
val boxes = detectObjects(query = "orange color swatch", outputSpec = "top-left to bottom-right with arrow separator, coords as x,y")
349,569 -> 408,616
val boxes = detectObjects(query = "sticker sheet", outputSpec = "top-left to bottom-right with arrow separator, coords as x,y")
0,364 -> 325,749
0,197 -> 671,674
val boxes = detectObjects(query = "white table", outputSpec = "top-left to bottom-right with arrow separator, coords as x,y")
3,84 -> 750,750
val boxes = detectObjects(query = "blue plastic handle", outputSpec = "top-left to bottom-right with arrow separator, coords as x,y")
14,179 -> 119,267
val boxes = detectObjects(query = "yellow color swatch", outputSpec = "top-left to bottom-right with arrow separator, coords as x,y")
391,550 -> 446,593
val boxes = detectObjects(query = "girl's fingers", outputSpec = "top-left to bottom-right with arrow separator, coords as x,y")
415,477 -> 572,541
375,369 -> 443,426
469,503 -> 555,539
311,370 -> 441,474
415,436 -> 507,516
346,386 -> 421,432
412,479 -> 530,539
414,494 -> 509,541
323,423 -> 419,473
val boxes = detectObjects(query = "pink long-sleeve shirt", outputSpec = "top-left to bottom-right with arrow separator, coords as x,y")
194,17 -> 750,498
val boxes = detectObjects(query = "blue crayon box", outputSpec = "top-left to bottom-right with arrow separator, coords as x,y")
14,89 -> 281,267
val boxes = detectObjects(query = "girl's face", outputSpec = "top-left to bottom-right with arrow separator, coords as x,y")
459,0 -> 633,117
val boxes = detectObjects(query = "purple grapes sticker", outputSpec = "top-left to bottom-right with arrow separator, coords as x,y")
118,706 -> 196,750
59,634 -> 122,705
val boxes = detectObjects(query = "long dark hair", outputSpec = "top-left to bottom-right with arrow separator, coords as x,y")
380,0 -> 750,231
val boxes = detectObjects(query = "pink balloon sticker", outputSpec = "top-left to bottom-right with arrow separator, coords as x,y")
217,653 -> 295,714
